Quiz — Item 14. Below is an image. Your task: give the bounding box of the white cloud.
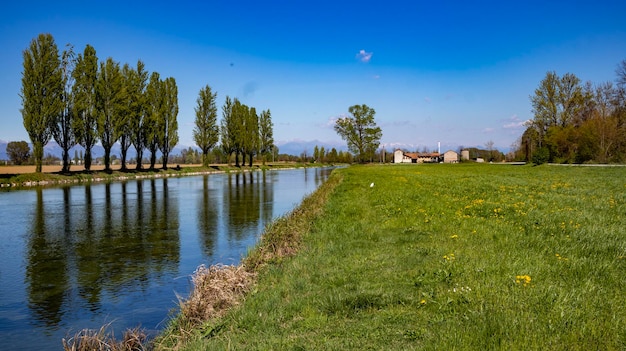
[356,49,373,63]
[502,114,529,129]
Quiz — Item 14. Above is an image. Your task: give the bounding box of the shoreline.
[0,163,324,189]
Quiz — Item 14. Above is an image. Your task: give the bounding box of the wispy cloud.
[356,49,373,63]
[502,114,529,129]
[319,115,341,129]
[424,97,431,104]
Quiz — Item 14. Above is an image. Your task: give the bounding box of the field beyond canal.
[168,163,626,350]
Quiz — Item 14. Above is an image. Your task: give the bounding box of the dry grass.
[62,324,148,351]
[178,264,255,325]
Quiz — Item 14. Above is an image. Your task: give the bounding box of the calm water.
[0,167,333,350]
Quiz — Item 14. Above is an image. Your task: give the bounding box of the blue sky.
[1,0,625,153]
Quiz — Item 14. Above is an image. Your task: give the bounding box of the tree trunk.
[34,141,43,173]
[84,148,92,171]
[104,146,111,172]
[162,152,169,169]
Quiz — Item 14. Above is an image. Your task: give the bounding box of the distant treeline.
[512,60,626,164]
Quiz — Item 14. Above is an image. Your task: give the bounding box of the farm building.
[443,150,459,163]
[393,149,441,163]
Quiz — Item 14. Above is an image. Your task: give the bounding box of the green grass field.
[175,163,626,350]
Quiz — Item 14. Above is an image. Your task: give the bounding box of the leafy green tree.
[193,85,220,167]
[243,106,259,166]
[258,109,274,164]
[159,77,178,169]
[145,71,163,170]
[6,141,31,165]
[52,44,76,173]
[230,99,247,166]
[117,63,133,170]
[220,96,235,165]
[72,44,99,171]
[96,57,124,171]
[20,33,63,173]
[530,71,559,140]
[128,60,149,170]
[334,104,382,163]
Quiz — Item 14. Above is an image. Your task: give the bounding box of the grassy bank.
[0,162,318,188]
[169,163,625,350]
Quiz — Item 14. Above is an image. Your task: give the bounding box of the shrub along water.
[166,163,625,350]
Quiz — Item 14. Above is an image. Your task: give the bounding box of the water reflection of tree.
[26,179,181,327]
[226,172,261,240]
[25,188,70,327]
[223,171,276,243]
[197,175,218,256]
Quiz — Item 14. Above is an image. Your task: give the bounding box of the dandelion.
[555,253,569,261]
[443,253,455,261]
[420,299,427,305]
[515,275,531,286]
[450,234,458,239]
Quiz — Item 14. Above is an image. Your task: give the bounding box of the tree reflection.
[197,175,218,256]
[26,188,69,326]
[25,179,180,327]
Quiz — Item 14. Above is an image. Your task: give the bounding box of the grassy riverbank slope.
[171,163,625,350]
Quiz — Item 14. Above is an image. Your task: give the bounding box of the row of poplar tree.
[193,86,273,168]
[515,60,626,164]
[21,33,179,173]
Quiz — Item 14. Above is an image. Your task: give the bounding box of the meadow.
[168,163,625,350]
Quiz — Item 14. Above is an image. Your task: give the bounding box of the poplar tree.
[118,63,134,170]
[193,85,220,167]
[20,33,63,173]
[159,77,178,169]
[258,109,274,165]
[243,106,259,166]
[72,44,99,171]
[220,96,237,165]
[129,60,149,169]
[145,72,163,169]
[96,57,123,171]
[52,44,76,173]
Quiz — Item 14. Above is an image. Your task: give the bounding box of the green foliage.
[258,109,273,164]
[72,44,99,170]
[160,77,179,169]
[334,104,382,163]
[128,60,149,170]
[6,141,31,165]
[524,69,626,164]
[96,57,124,171]
[193,85,220,167]
[532,147,550,165]
[21,33,63,172]
[175,164,626,350]
[52,44,76,173]
[145,71,164,169]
